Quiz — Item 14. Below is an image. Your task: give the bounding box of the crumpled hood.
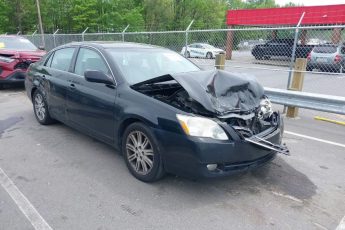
[134,70,264,115]
[0,49,45,61]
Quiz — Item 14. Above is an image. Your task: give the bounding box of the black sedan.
[25,42,288,182]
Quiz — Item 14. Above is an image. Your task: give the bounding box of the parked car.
[0,36,46,88]
[237,39,266,50]
[251,38,314,60]
[304,38,328,46]
[307,44,345,73]
[25,42,288,182]
[181,43,225,59]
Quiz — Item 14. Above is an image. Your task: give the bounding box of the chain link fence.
[22,23,345,97]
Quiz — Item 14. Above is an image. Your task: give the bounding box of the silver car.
[307,44,345,73]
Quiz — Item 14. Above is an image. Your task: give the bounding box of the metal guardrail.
[264,87,345,115]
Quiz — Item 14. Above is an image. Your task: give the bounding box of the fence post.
[53,29,59,48]
[184,20,194,57]
[286,58,307,118]
[215,54,226,70]
[82,27,89,41]
[122,25,130,42]
[287,12,305,90]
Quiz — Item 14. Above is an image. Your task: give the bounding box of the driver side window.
[74,48,110,76]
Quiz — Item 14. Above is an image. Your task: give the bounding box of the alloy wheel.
[34,93,46,121]
[126,131,154,175]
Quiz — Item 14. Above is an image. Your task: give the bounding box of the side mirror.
[38,46,45,51]
[84,70,114,85]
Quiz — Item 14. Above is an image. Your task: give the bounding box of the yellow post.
[286,58,307,118]
[215,54,225,70]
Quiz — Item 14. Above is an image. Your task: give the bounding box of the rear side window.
[74,48,110,76]
[313,46,337,54]
[50,48,75,71]
[45,53,54,67]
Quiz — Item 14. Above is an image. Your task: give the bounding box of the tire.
[186,51,190,58]
[206,52,213,59]
[122,122,165,182]
[32,90,55,125]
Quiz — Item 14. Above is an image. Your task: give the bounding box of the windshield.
[107,48,200,84]
[0,37,38,51]
[313,46,337,54]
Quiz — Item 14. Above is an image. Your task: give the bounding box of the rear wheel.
[122,122,165,182]
[33,90,55,125]
[186,51,190,58]
[206,52,213,59]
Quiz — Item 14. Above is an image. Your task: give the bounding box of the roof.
[227,4,345,26]
[69,41,160,49]
[0,35,26,39]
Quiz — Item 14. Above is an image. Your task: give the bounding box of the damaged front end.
[132,70,289,155]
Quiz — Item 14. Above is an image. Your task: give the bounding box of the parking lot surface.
[0,85,345,230]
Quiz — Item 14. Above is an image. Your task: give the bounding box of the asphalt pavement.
[0,80,345,229]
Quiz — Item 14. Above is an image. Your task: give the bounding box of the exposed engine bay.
[132,70,289,154]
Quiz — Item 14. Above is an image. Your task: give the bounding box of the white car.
[181,43,225,59]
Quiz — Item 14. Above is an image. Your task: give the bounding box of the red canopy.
[226,4,345,26]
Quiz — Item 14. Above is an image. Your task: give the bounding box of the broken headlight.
[258,97,273,119]
[0,56,15,63]
[176,114,228,140]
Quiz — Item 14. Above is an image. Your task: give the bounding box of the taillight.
[307,52,311,61]
[334,54,342,63]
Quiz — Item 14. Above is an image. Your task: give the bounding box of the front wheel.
[122,122,165,182]
[206,52,213,59]
[33,90,55,125]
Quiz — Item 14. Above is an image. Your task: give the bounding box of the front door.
[66,47,116,143]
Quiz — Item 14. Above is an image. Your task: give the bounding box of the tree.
[0,0,10,33]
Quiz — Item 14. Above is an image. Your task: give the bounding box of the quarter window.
[50,48,75,71]
[74,48,109,76]
[341,47,345,54]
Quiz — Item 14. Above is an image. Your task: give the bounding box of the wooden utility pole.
[286,58,307,118]
[35,0,45,48]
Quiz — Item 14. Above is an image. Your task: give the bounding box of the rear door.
[66,47,116,143]
[41,47,76,122]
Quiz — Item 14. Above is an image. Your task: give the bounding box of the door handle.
[69,83,76,90]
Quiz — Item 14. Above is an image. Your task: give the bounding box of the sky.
[275,0,345,6]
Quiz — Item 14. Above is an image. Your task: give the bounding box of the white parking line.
[285,131,345,149]
[0,167,53,230]
[336,216,345,230]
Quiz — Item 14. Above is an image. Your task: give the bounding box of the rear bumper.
[307,62,343,71]
[154,114,284,179]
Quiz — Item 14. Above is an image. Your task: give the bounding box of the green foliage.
[0,0,10,33]
[0,0,289,34]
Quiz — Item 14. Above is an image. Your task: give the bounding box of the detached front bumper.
[0,69,26,84]
[154,113,284,179]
